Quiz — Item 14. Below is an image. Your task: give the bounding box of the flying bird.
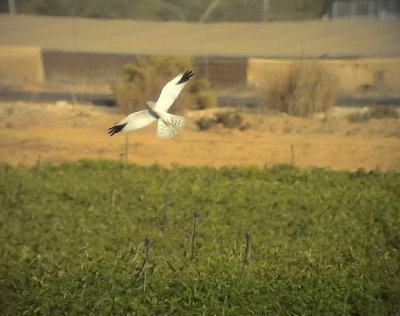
[108,70,194,139]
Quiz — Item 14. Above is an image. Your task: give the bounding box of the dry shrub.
[266,62,338,117]
[195,110,245,131]
[187,78,218,110]
[196,117,216,131]
[216,111,243,128]
[112,56,217,114]
[347,106,399,123]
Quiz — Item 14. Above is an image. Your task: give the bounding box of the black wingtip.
[177,70,194,85]
[107,123,127,136]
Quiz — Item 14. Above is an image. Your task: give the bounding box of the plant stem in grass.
[35,155,41,170]
[132,237,152,288]
[143,237,152,292]
[290,144,295,166]
[191,212,200,258]
[244,232,252,266]
[124,134,129,163]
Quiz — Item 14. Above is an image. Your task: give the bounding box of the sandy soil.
[0,101,399,171]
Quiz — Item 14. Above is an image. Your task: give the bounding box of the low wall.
[1,46,399,100]
[41,51,247,88]
[248,58,400,95]
[194,57,248,88]
[42,50,247,88]
[0,46,45,85]
[41,50,139,85]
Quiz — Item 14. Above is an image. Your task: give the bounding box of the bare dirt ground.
[0,101,399,171]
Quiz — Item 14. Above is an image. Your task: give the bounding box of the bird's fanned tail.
[107,70,193,138]
[157,114,185,139]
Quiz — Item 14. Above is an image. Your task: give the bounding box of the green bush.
[112,56,217,114]
[265,62,339,117]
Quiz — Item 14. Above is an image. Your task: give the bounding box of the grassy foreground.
[0,161,399,315]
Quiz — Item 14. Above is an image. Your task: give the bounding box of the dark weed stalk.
[240,232,252,275]
[191,212,200,258]
[296,182,301,212]
[119,152,125,163]
[244,232,252,266]
[109,187,117,212]
[143,237,152,292]
[132,237,152,291]
[160,192,170,232]
[35,155,41,170]
[290,144,295,166]
[124,134,129,163]
[342,288,350,315]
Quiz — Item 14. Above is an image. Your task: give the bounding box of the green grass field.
[0,161,399,315]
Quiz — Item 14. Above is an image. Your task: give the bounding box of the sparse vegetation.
[196,116,216,131]
[265,62,339,117]
[3,0,336,22]
[347,106,399,123]
[215,111,243,128]
[195,110,246,130]
[111,56,217,114]
[1,161,399,314]
[187,78,218,110]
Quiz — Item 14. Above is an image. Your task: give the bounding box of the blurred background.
[1,0,400,106]
[1,0,400,21]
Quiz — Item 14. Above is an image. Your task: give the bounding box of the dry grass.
[264,62,339,117]
[194,109,247,131]
[187,78,218,110]
[347,106,399,123]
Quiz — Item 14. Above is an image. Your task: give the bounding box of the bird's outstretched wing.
[153,70,194,112]
[108,110,156,136]
[156,114,185,139]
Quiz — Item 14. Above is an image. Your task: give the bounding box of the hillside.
[1,14,400,58]
[0,0,334,22]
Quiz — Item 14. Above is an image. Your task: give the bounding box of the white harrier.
[108,70,194,139]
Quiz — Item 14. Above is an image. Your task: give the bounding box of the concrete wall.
[248,58,400,95]
[194,57,248,88]
[41,50,139,85]
[0,46,45,85]
[41,50,247,88]
[41,51,247,88]
[1,46,399,99]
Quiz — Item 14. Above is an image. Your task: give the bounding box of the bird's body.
[108,70,194,139]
